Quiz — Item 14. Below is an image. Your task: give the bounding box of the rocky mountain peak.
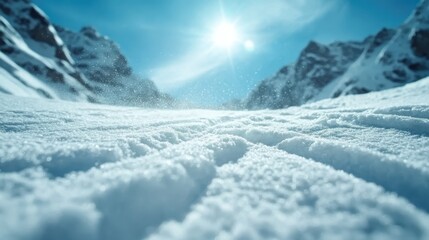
[412,0,429,23]
[56,25,132,85]
[301,41,329,57]
[0,0,75,65]
[0,0,171,107]
[366,28,396,55]
[408,0,429,60]
[80,26,102,40]
[244,0,429,110]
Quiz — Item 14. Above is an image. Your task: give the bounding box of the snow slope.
[1,77,429,239]
[0,51,58,98]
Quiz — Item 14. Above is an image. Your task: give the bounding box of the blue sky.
[33,0,419,106]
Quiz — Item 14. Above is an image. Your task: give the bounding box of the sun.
[211,22,239,48]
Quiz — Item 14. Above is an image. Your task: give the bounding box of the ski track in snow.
[1,79,429,240]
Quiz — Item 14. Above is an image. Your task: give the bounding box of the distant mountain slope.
[55,25,173,107]
[0,0,172,107]
[55,26,132,86]
[245,0,429,109]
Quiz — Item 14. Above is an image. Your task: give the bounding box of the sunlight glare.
[244,40,255,51]
[212,22,239,48]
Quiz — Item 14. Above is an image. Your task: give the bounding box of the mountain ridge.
[245,0,429,109]
[0,0,172,107]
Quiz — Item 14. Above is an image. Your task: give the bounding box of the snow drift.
[0,77,429,240]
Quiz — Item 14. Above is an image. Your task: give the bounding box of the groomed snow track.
[1,78,429,240]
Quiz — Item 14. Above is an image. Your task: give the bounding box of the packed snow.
[1,78,429,240]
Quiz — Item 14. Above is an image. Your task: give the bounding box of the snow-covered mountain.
[0,0,171,107]
[1,76,429,240]
[0,0,95,101]
[55,25,173,107]
[55,26,132,86]
[245,0,429,109]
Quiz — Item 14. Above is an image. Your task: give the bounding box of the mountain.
[0,0,171,107]
[55,25,173,107]
[245,0,429,109]
[55,26,132,86]
[0,0,95,101]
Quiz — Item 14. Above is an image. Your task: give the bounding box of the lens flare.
[244,40,255,51]
[212,22,239,48]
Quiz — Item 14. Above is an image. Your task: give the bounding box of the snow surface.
[1,78,429,240]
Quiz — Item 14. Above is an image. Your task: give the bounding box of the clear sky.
[33,0,419,106]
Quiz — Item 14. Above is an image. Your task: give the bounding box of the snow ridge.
[1,78,429,239]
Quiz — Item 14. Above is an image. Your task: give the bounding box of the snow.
[314,0,429,101]
[0,1,96,102]
[1,78,429,240]
[0,52,58,98]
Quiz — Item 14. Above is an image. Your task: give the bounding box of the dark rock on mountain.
[411,29,429,58]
